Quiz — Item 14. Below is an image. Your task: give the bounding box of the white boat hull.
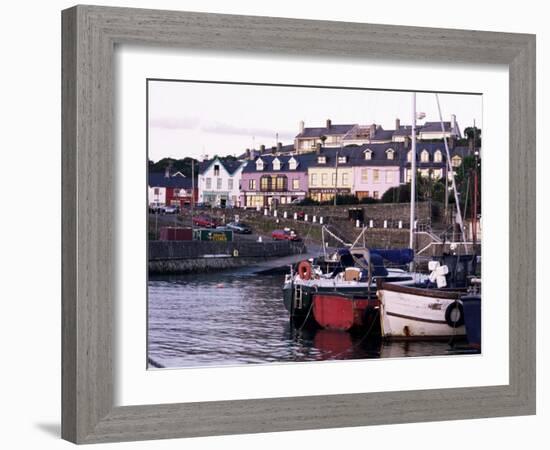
[379,287,465,338]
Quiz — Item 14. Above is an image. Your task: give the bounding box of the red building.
[148,169,198,208]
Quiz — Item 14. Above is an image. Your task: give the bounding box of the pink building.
[352,165,401,200]
[240,153,317,208]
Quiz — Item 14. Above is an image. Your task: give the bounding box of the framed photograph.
[62,5,536,444]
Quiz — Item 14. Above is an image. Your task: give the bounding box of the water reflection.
[148,271,470,369]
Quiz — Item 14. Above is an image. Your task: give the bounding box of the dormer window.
[255,158,264,171]
[338,156,347,164]
[386,148,395,160]
[288,157,298,170]
[317,156,326,164]
[451,155,462,167]
[364,149,373,160]
[434,150,443,163]
[272,158,281,171]
[420,150,430,162]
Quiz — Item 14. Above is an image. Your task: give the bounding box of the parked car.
[192,215,217,228]
[163,204,180,214]
[226,222,252,234]
[272,228,301,241]
[149,202,164,213]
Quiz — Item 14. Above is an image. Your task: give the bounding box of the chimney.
[277,142,282,152]
[369,123,376,137]
[451,114,456,132]
[316,142,322,154]
[299,120,305,134]
[326,119,332,129]
[271,146,277,155]
[395,118,400,130]
[245,148,251,160]
[404,135,411,149]
[260,144,265,153]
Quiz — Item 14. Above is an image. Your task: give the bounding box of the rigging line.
[435,93,467,243]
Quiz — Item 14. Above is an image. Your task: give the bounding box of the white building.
[198,157,246,207]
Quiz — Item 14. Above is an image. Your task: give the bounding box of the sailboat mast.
[435,94,466,243]
[409,92,417,250]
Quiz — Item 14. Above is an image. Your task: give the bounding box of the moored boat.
[377,281,467,339]
[283,246,423,322]
[461,291,481,349]
[312,292,380,331]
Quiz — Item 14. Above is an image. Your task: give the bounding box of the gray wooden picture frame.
[61,5,536,444]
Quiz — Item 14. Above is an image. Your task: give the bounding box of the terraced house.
[198,157,246,208]
[307,146,355,202]
[240,152,317,208]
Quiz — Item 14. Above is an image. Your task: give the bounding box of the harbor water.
[148,269,470,369]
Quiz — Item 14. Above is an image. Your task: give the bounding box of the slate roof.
[148,172,195,189]
[296,124,356,138]
[420,121,453,132]
[237,144,295,160]
[242,152,318,173]
[198,157,244,175]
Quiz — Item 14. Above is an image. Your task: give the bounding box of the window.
[292,178,300,190]
[206,178,212,189]
[310,173,318,186]
[322,173,328,186]
[420,150,430,162]
[248,179,256,190]
[214,164,220,176]
[338,156,347,164]
[342,173,349,185]
[228,179,233,190]
[153,188,159,195]
[361,169,368,183]
[216,178,222,189]
[386,149,395,160]
[364,150,372,160]
[273,158,281,171]
[386,171,393,183]
[373,169,380,183]
[256,159,264,171]
[373,191,379,199]
[434,150,443,162]
[275,176,287,191]
[433,169,443,179]
[288,158,297,170]
[407,150,412,162]
[260,176,270,191]
[317,156,326,164]
[451,155,462,167]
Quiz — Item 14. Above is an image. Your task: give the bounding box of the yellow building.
[307,151,353,202]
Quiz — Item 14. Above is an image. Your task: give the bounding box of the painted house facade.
[148,169,197,207]
[350,144,402,200]
[294,119,356,153]
[198,157,245,207]
[240,153,316,208]
[307,148,355,202]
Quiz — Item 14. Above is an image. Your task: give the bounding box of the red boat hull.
[312,293,380,331]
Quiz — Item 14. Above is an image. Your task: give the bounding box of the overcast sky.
[148,80,482,162]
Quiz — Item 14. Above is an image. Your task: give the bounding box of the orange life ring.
[297,261,312,280]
